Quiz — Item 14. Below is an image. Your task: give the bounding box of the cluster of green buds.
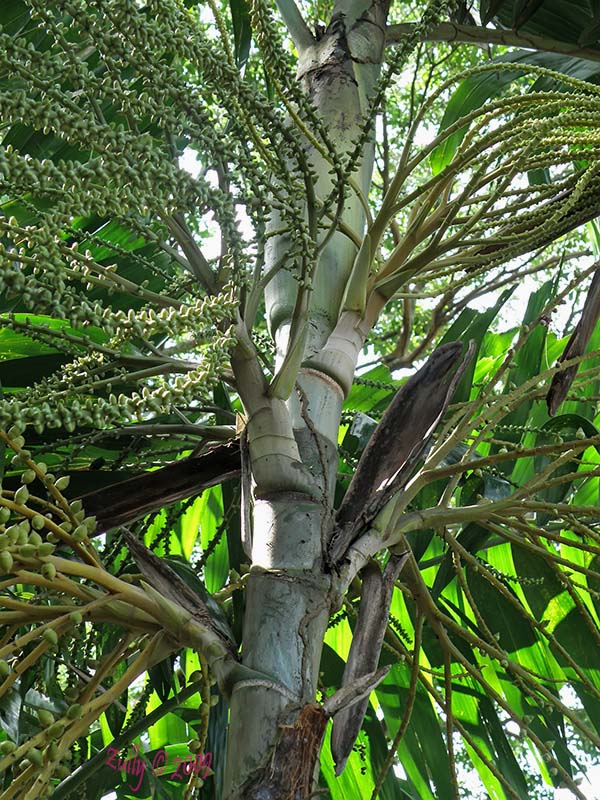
[0,425,98,564]
[0,317,235,434]
[0,427,101,797]
[107,288,238,340]
[0,708,78,799]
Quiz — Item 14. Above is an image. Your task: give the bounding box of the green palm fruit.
[66,704,82,720]
[44,742,59,762]
[41,563,57,580]
[47,721,65,739]
[27,748,43,767]
[37,709,55,727]
[0,551,14,573]
[42,629,58,646]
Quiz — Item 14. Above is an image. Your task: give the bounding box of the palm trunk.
[224,3,390,796]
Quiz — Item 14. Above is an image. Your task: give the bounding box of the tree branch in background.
[274,0,315,52]
[385,21,600,62]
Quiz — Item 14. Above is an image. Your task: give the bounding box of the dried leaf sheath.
[547,265,600,416]
[330,554,407,775]
[329,340,474,566]
[78,440,240,532]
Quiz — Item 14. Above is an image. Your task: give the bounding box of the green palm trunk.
[224,2,389,794]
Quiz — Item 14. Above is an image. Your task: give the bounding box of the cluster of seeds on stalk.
[0,426,98,796]
[0,0,330,442]
[0,425,98,559]
[0,334,234,433]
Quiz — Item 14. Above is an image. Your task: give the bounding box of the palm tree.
[1,1,600,798]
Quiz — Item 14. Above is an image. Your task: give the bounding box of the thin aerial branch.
[274,0,315,52]
[322,665,391,717]
[163,213,218,294]
[385,21,600,63]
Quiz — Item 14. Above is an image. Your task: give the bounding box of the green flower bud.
[21,469,36,484]
[72,525,87,543]
[37,708,55,727]
[14,485,30,505]
[42,629,58,646]
[41,563,56,580]
[0,551,13,573]
[84,516,97,533]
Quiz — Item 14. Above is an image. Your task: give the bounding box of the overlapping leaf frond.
[333,274,600,798]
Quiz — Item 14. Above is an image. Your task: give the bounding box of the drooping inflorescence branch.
[0,424,242,799]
